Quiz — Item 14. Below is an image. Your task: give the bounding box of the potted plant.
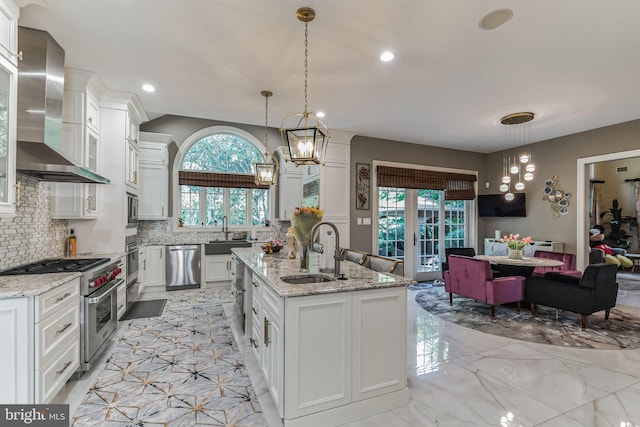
[599,199,638,249]
[178,217,184,228]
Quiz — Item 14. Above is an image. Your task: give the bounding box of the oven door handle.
[87,279,121,305]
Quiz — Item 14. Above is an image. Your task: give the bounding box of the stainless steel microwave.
[126,193,138,228]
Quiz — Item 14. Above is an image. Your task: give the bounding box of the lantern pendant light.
[280,7,329,166]
[254,90,279,186]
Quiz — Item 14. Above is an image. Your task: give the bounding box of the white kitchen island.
[232,247,412,427]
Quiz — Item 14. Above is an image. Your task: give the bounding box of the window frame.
[172,125,273,231]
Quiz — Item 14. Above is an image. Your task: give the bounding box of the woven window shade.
[179,170,269,189]
[376,166,476,200]
[444,173,477,200]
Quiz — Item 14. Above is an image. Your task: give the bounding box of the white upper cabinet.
[50,69,106,219]
[275,146,302,220]
[0,0,17,216]
[0,0,18,65]
[138,132,171,220]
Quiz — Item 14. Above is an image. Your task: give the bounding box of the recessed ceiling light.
[380,51,394,62]
[142,83,155,93]
[479,9,513,30]
[316,111,325,118]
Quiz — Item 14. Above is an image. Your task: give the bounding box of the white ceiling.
[17,0,640,153]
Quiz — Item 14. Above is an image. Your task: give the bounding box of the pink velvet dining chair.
[531,251,582,278]
[444,255,525,319]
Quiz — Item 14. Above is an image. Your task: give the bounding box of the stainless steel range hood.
[16,27,110,184]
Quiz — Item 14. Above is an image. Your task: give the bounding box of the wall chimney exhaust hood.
[16,27,110,184]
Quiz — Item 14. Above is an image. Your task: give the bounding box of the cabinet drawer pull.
[252,307,258,315]
[55,322,73,335]
[264,317,271,347]
[56,361,72,376]
[252,281,259,288]
[55,292,72,303]
[249,338,258,349]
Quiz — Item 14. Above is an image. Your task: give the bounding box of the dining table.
[473,254,564,277]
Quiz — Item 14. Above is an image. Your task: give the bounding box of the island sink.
[280,274,336,284]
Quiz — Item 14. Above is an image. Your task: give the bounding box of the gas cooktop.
[0,258,111,275]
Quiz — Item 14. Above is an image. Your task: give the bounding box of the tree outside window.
[179,130,270,227]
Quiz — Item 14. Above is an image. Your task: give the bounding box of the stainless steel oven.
[79,258,124,372]
[125,235,139,309]
[126,192,138,229]
[0,257,121,374]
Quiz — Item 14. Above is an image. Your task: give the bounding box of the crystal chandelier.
[280,7,329,166]
[254,90,279,186]
[498,112,535,200]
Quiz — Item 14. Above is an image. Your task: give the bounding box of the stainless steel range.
[0,257,125,373]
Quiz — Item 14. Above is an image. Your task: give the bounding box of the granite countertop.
[232,247,414,297]
[0,272,82,299]
[68,252,126,261]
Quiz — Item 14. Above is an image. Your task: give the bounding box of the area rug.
[415,284,640,349]
[72,304,266,426]
[617,272,640,290]
[119,299,166,321]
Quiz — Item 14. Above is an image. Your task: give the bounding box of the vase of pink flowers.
[500,234,533,260]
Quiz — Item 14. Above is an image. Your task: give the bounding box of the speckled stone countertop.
[232,247,414,297]
[0,272,82,299]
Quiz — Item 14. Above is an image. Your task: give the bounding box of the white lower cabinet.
[144,245,165,287]
[250,275,407,426]
[483,238,564,256]
[205,254,231,283]
[0,297,31,403]
[116,280,127,319]
[0,277,81,403]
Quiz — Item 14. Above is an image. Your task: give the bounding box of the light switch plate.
[363,217,371,225]
[357,217,362,225]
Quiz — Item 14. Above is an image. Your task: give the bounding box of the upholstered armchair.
[363,254,404,276]
[444,255,525,319]
[441,247,476,273]
[524,263,618,330]
[339,248,367,265]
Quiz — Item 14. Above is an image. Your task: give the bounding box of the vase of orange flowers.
[290,206,324,272]
[500,234,533,260]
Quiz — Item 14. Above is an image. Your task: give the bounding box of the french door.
[377,187,469,281]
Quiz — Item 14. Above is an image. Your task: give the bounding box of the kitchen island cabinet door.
[351,287,407,402]
[0,297,32,403]
[284,292,352,420]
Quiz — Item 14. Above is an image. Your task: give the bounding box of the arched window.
[176,127,270,228]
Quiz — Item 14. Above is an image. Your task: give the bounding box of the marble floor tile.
[52,285,640,427]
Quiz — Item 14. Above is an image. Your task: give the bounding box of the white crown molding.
[16,0,47,8]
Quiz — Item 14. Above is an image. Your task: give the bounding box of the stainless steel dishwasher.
[165,245,202,290]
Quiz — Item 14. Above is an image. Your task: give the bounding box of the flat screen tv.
[478,193,526,217]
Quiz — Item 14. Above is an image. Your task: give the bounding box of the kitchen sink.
[280,274,336,285]
[205,240,252,255]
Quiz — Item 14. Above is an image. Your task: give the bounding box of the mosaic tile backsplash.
[137,219,287,246]
[0,174,67,270]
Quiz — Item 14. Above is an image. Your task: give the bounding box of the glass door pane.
[377,187,405,260]
[416,189,441,280]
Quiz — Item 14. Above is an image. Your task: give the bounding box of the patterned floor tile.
[72,303,266,427]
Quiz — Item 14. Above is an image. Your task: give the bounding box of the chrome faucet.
[309,221,344,279]
[221,215,230,240]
